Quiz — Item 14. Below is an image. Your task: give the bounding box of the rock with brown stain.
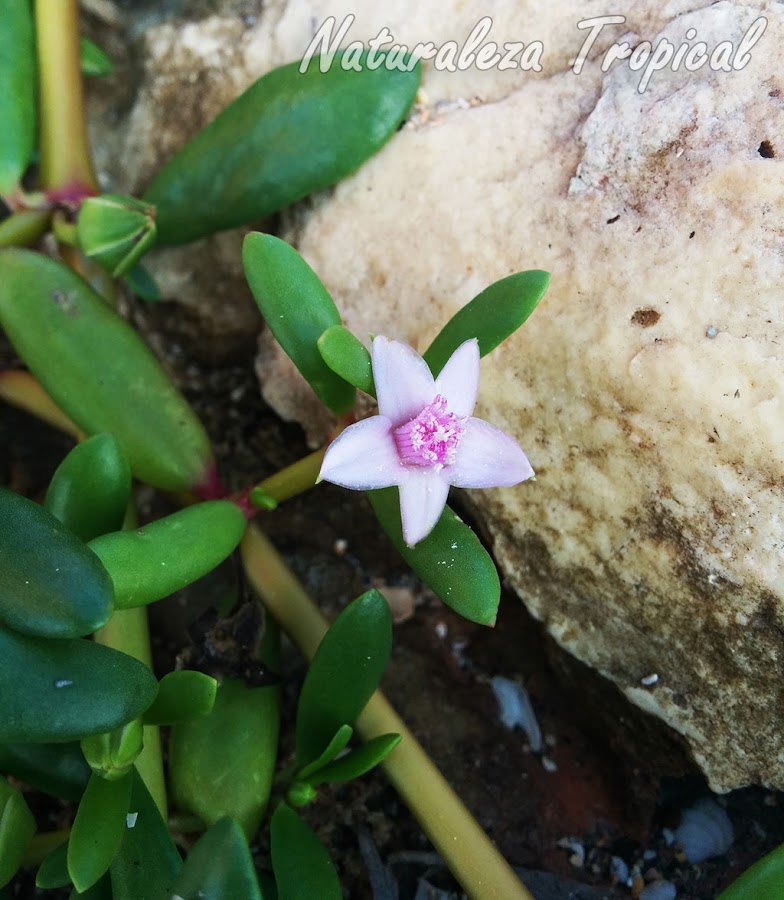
[284,2,784,791]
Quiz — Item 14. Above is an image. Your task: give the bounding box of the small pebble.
[674,796,733,863]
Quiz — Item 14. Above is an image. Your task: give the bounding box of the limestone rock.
[285,2,784,791]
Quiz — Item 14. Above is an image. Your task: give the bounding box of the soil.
[2,296,783,900]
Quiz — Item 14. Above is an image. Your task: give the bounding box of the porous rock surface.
[86,0,784,790]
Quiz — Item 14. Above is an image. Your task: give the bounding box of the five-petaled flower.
[318,336,534,547]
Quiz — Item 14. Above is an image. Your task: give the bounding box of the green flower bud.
[76,193,156,277]
[81,718,144,780]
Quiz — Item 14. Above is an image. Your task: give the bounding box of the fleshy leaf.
[317,325,375,396]
[88,501,247,609]
[295,724,353,782]
[123,262,160,302]
[36,838,70,889]
[169,677,279,840]
[718,842,784,899]
[0,486,114,638]
[0,0,35,193]
[68,771,133,892]
[295,590,391,769]
[271,803,341,900]
[423,271,551,376]
[0,741,90,801]
[171,818,263,900]
[45,434,131,542]
[109,768,182,900]
[243,233,355,414]
[145,53,420,245]
[0,249,214,492]
[143,671,217,725]
[0,631,158,743]
[0,777,36,888]
[80,36,113,77]
[305,733,401,786]
[368,487,501,626]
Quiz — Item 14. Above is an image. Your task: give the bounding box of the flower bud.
[76,193,156,277]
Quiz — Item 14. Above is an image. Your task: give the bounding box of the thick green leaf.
[423,270,551,376]
[109,768,182,900]
[0,486,114,638]
[718,842,784,899]
[170,678,279,840]
[368,487,500,626]
[123,263,160,302]
[143,670,217,725]
[295,589,391,769]
[80,36,113,77]
[0,249,214,492]
[271,803,340,900]
[171,818,263,900]
[305,733,401,786]
[295,724,352,781]
[145,53,420,245]
[0,631,158,743]
[0,741,90,801]
[89,501,247,609]
[0,0,36,192]
[45,433,131,542]
[68,771,132,892]
[0,777,36,888]
[317,325,375,396]
[37,838,70,889]
[243,233,355,414]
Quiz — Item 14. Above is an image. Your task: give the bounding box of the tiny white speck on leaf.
[126,812,138,828]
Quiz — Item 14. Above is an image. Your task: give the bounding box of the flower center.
[393,395,466,468]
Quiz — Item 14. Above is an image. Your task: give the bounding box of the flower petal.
[398,469,450,547]
[446,418,534,488]
[434,338,479,417]
[372,336,435,427]
[319,416,404,489]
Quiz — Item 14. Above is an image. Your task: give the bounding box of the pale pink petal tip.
[318,417,403,490]
[398,471,450,547]
[446,418,534,489]
[434,338,480,417]
[372,335,435,427]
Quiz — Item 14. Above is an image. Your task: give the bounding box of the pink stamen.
[393,395,466,469]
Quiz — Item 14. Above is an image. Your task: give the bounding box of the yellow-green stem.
[252,447,327,506]
[35,0,97,191]
[0,210,51,247]
[240,525,533,900]
[94,608,167,819]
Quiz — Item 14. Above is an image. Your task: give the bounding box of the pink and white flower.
[319,336,534,547]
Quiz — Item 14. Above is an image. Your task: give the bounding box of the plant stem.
[94,608,168,820]
[35,0,97,193]
[240,525,533,900]
[0,210,51,248]
[250,447,327,507]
